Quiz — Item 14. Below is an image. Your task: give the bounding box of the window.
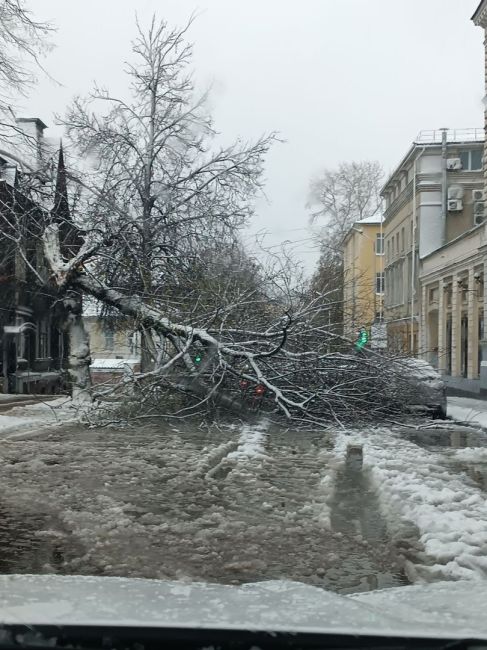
[103,323,115,351]
[396,233,400,255]
[392,237,395,256]
[376,272,385,294]
[459,149,482,171]
[387,240,390,261]
[376,233,384,255]
[128,332,139,355]
[401,227,405,252]
[37,320,49,358]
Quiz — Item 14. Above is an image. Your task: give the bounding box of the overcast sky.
[21,0,485,272]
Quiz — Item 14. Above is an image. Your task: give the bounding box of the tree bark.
[63,290,92,404]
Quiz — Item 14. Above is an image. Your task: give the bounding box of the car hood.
[0,576,486,640]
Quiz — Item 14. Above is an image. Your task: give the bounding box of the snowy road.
[0,419,406,594]
[1,410,487,593]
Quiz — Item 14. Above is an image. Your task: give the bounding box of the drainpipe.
[379,211,384,322]
[410,145,427,354]
[351,231,356,333]
[441,127,448,246]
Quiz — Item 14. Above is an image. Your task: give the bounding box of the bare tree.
[0,1,53,134]
[41,218,427,426]
[0,14,426,426]
[59,16,274,372]
[308,160,383,258]
[307,161,384,335]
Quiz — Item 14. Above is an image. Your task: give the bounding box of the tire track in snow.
[340,428,487,583]
[203,420,270,481]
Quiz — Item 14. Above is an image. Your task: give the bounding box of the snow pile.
[340,428,487,582]
[450,447,487,463]
[227,419,269,460]
[0,397,74,440]
[448,396,487,429]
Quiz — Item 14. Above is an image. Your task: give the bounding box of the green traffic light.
[355,328,369,350]
[194,353,203,364]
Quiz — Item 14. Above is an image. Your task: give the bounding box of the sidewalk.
[0,397,73,439]
[448,396,487,429]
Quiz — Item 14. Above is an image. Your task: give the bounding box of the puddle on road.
[398,427,487,493]
[399,428,487,449]
[328,445,408,594]
[0,503,82,575]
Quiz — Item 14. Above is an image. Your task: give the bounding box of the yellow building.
[83,301,141,383]
[342,214,384,341]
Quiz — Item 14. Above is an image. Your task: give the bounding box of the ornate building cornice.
[472,0,487,27]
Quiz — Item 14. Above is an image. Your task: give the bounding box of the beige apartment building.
[83,303,141,383]
[382,131,484,359]
[342,214,384,341]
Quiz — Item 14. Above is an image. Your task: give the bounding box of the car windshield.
[1,0,487,641]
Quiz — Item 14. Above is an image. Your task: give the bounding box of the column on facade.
[437,278,446,373]
[419,284,427,357]
[481,262,487,368]
[468,268,479,379]
[451,275,462,377]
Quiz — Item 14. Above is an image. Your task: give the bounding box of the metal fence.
[415,128,484,144]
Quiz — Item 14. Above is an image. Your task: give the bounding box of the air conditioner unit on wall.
[474,201,486,227]
[473,189,486,202]
[474,200,485,215]
[448,185,464,200]
[446,158,462,171]
[448,199,463,212]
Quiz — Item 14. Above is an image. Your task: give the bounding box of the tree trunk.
[63,291,92,403]
[140,328,156,372]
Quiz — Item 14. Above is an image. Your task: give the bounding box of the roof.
[381,130,484,195]
[15,117,48,130]
[90,358,140,370]
[472,0,487,23]
[355,213,383,225]
[342,213,383,245]
[82,297,102,317]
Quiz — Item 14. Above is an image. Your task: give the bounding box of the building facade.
[0,119,71,394]
[381,132,484,355]
[342,214,384,340]
[473,1,487,394]
[419,227,486,390]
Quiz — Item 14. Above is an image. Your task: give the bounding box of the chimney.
[15,117,48,169]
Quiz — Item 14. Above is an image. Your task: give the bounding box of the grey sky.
[22,0,485,271]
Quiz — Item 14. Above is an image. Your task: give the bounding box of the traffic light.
[194,352,203,364]
[254,384,266,397]
[355,328,369,350]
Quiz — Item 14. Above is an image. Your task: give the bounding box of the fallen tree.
[1,13,429,427]
[41,221,427,426]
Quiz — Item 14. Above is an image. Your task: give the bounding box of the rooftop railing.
[415,128,484,144]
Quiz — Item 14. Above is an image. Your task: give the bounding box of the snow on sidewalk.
[336,429,487,583]
[448,396,487,429]
[0,397,74,439]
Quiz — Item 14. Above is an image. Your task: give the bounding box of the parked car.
[395,357,447,419]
